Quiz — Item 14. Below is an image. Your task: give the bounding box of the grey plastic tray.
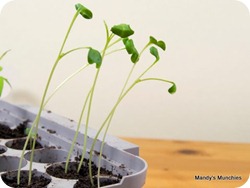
[0,100,147,188]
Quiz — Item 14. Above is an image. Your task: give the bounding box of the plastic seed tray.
[0,100,147,188]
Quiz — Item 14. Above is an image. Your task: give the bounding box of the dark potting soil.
[8,138,43,150]
[46,162,88,179]
[46,161,121,188]
[46,161,94,179]
[0,148,6,154]
[0,121,28,139]
[1,170,51,188]
[74,176,120,188]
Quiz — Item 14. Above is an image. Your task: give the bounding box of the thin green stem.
[65,88,92,173]
[88,80,138,163]
[44,64,89,107]
[96,78,174,188]
[138,77,175,85]
[137,60,158,79]
[96,62,136,187]
[90,43,154,148]
[93,43,155,187]
[139,42,151,57]
[80,89,93,170]
[61,46,91,58]
[107,38,123,48]
[76,73,100,174]
[78,68,100,172]
[105,47,125,56]
[96,113,112,188]
[77,27,114,174]
[0,49,11,61]
[88,80,138,166]
[17,10,80,186]
[85,34,114,187]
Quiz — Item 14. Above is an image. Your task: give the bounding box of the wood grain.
[123,138,250,188]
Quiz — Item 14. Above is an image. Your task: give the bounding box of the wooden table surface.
[124,138,250,188]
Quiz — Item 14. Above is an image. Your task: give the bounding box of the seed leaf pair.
[123,38,139,63]
[87,48,102,68]
[75,3,93,19]
[149,36,166,51]
[148,36,167,61]
[111,24,134,38]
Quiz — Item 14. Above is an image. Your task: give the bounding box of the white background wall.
[0,0,249,143]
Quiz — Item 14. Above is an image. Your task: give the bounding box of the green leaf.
[168,83,176,94]
[3,77,11,88]
[103,21,109,39]
[149,36,166,51]
[75,3,93,19]
[150,46,159,61]
[0,76,11,97]
[157,41,166,50]
[131,52,139,63]
[0,66,3,72]
[0,76,4,97]
[0,50,11,61]
[123,38,136,54]
[122,38,139,63]
[149,36,157,44]
[111,24,134,38]
[87,48,102,68]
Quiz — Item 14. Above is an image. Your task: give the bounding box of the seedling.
[62,7,176,187]
[17,3,93,185]
[17,3,176,188]
[86,27,176,187]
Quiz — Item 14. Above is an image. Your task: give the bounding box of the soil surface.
[0,121,28,139]
[74,176,120,188]
[8,138,43,150]
[0,148,6,154]
[1,170,51,188]
[0,149,6,154]
[46,161,90,179]
[46,160,121,188]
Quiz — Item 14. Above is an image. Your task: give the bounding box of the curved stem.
[65,88,92,173]
[139,42,151,57]
[77,68,100,173]
[105,47,125,56]
[61,46,91,58]
[44,64,89,107]
[137,60,158,78]
[96,77,175,187]
[77,29,114,171]
[17,10,80,186]
[0,49,11,61]
[94,43,156,187]
[91,44,154,150]
[138,77,175,85]
[86,34,114,187]
[107,38,123,48]
[96,63,136,187]
[88,80,138,164]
